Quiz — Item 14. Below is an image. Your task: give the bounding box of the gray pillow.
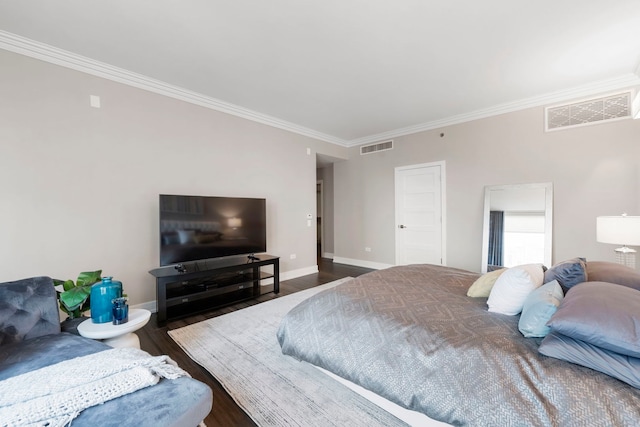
[539,331,640,389]
[518,280,563,338]
[543,257,586,292]
[546,281,640,358]
[586,261,640,291]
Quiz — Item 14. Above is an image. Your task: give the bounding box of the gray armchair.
[0,276,60,346]
[0,276,212,427]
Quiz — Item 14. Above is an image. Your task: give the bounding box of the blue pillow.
[544,258,587,292]
[546,281,640,358]
[518,280,564,338]
[539,331,640,389]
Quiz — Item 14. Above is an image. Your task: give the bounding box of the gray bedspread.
[277,264,640,426]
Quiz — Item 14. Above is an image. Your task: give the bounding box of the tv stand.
[149,254,279,325]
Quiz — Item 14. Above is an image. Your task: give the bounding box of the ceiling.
[1,1,639,147]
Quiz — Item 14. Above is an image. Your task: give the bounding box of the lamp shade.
[596,216,640,246]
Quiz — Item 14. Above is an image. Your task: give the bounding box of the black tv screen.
[159,194,266,266]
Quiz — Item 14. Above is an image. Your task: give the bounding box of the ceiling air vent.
[545,92,631,131]
[360,140,393,155]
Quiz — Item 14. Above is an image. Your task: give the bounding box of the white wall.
[335,104,640,273]
[0,50,346,307]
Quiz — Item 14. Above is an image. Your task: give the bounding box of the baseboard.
[135,264,320,313]
[322,252,334,259]
[279,264,319,281]
[332,257,394,270]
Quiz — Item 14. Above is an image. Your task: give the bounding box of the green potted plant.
[54,270,102,320]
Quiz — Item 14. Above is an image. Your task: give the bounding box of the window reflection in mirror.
[503,212,545,266]
[481,183,553,273]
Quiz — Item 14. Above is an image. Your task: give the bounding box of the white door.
[395,162,445,266]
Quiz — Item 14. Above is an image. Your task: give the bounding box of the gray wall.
[0,50,347,307]
[335,105,640,273]
[2,46,639,310]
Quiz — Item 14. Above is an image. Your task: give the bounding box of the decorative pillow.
[539,331,640,389]
[543,257,587,292]
[487,264,544,315]
[518,280,564,338]
[467,268,507,297]
[586,261,640,291]
[546,281,640,358]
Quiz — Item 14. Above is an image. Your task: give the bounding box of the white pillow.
[487,264,544,315]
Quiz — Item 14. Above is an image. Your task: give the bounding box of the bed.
[277,262,640,426]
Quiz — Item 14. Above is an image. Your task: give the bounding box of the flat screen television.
[159,194,266,266]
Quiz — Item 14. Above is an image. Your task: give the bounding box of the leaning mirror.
[481,183,553,273]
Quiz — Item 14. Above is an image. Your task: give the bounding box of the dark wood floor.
[137,258,373,427]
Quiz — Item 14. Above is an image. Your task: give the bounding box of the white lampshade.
[596,216,640,245]
[597,215,640,268]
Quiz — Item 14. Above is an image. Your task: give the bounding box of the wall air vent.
[545,92,631,131]
[360,140,393,155]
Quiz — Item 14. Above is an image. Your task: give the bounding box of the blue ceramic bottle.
[112,297,129,325]
[90,277,123,323]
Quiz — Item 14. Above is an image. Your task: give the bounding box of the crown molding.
[346,73,640,147]
[2,30,638,149]
[0,30,348,147]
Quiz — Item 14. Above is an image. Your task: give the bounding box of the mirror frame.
[481,182,553,273]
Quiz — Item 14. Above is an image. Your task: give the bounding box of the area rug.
[168,278,407,427]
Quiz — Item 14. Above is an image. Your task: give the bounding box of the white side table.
[77,308,151,349]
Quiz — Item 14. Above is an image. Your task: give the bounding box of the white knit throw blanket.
[0,347,188,427]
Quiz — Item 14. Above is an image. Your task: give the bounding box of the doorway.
[317,180,323,258]
[395,161,446,266]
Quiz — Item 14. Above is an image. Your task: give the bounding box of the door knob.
[398,224,406,229]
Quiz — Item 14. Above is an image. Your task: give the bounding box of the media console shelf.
[149,254,279,325]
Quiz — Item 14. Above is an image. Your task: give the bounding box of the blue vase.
[112,297,129,325]
[90,277,123,323]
